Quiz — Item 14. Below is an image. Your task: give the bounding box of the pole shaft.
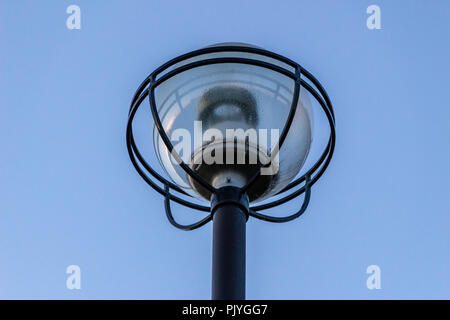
[212,202,246,300]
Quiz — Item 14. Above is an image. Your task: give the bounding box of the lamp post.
[126,43,335,300]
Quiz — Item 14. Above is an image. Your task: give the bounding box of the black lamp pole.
[211,187,249,300]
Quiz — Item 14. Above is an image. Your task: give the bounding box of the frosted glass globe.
[153,43,312,203]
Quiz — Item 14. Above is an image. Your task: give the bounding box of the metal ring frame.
[126,45,336,230]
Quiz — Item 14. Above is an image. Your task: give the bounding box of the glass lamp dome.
[152,43,313,203]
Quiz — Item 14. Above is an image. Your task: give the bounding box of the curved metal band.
[126,87,210,212]
[239,67,301,193]
[151,45,299,79]
[251,79,335,211]
[128,88,187,195]
[164,185,212,231]
[249,175,311,223]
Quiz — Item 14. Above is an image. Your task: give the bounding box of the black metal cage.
[126,45,335,230]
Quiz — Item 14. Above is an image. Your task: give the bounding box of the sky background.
[0,0,449,299]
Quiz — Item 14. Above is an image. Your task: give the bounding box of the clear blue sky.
[0,0,449,299]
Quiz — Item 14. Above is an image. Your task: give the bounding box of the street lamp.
[126,43,335,300]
